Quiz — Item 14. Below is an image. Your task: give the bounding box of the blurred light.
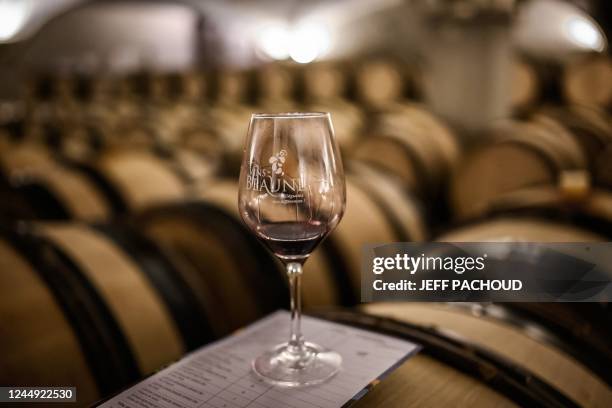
[289,25,320,64]
[566,17,605,51]
[289,23,330,64]
[0,0,32,42]
[515,0,608,58]
[257,23,290,60]
[256,21,331,64]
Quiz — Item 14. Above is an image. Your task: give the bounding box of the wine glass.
[238,112,346,387]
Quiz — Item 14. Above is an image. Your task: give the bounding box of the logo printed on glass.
[246,150,306,204]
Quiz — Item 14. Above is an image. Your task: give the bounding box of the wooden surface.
[0,239,100,407]
[353,353,517,408]
[142,215,264,336]
[362,303,612,408]
[40,224,184,374]
[26,166,110,220]
[96,150,186,211]
[438,217,604,242]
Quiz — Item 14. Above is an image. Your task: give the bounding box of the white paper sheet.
[100,311,420,408]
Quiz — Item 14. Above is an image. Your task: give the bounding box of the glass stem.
[286,262,304,353]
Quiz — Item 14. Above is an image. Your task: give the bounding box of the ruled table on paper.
[100,311,420,408]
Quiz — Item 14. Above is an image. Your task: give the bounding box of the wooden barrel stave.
[349,162,427,242]
[563,56,612,110]
[439,216,605,242]
[451,119,588,220]
[352,108,458,198]
[35,224,185,375]
[319,309,579,408]
[460,186,612,239]
[537,107,612,174]
[13,165,111,221]
[510,59,539,112]
[2,220,240,406]
[361,303,611,408]
[138,202,288,337]
[437,193,612,386]
[93,223,215,351]
[92,150,187,212]
[328,178,397,297]
[356,353,518,408]
[352,133,424,191]
[1,228,142,403]
[0,143,113,221]
[0,238,100,405]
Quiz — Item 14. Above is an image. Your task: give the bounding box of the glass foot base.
[252,342,342,387]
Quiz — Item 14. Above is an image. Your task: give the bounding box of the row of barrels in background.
[13,54,612,115]
[1,57,610,228]
[1,103,611,231]
[3,55,611,165]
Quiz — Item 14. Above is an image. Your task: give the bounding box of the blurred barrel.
[79,149,189,213]
[441,186,612,241]
[0,222,214,407]
[0,237,99,406]
[355,59,409,109]
[596,143,612,190]
[451,118,587,220]
[333,168,427,298]
[438,186,612,372]
[7,164,111,221]
[303,62,347,102]
[256,63,298,112]
[343,303,611,407]
[50,120,217,186]
[563,55,612,111]
[162,147,217,185]
[303,62,365,151]
[208,70,253,174]
[178,71,207,104]
[538,106,612,174]
[447,185,612,239]
[0,143,112,221]
[442,216,605,242]
[510,59,539,112]
[0,142,55,172]
[352,105,459,198]
[137,201,287,336]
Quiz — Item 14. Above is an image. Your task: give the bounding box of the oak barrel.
[82,149,188,212]
[137,201,288,336]
[451,119,587,220]
[563,55,612,110]
[0,222,215,407]
[303,62,365,151]
[343,303,612,407]
[352,105,459,198]
[438,188,612,380]
[0,143,112,221]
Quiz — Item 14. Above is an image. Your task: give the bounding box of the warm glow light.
[289,23,330,64]
[0,0,31,42]
[565,16,605,51]
[257,23,290,60]
[289,26,318,63]
[257,21,331,63]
